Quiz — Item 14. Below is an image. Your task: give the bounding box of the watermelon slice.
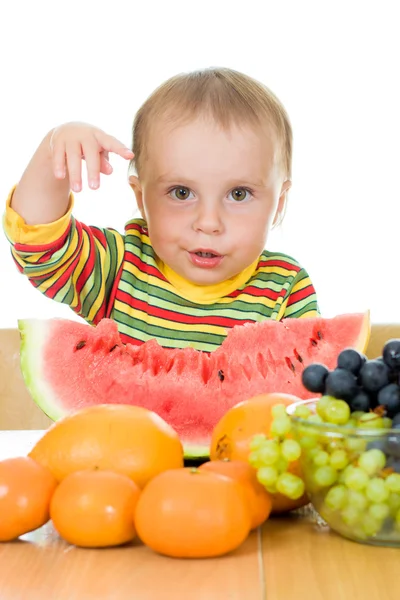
[18,312,370,458]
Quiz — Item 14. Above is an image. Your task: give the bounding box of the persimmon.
[134,468,251,558]
[199,459,272,529]
[209,393,309,513]
[0,456,58,542]
[50,469,140,548]
[29,404,184,487]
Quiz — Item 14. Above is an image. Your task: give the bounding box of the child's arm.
[11,122,133,224]
[4,123,134,324]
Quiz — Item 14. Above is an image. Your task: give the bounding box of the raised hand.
[49,122,134,192]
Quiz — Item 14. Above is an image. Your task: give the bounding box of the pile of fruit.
[0,404,275,558]
[2,337,400,552]
[250,340,400,543]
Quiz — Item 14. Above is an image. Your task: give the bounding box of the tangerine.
[50,469,140,548]
[199,459,272,529]
[29,404,184,487]
[134,468,251,558]
[0,456,58,542]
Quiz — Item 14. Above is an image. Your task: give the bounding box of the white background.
[1,0,399,328]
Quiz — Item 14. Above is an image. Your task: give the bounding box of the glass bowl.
[287,399,400,547]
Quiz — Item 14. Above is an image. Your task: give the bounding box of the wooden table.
[0,431,398,600]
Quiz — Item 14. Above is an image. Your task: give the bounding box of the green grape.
[272,403,288,419]
[325,440,345,453]
[341,505,361,526]
[351,411,365,421]
[365,478,390,503]
[257,466,279,488]
[308,414,324,425]
[347,489,368,511]
[382,417,393,429]
[270,416,292,438]
[368,502,390,521]
[249,451,265,469]
[396,508,400,531]
[358,413,384,430]
[299,436,319,450]
[362,514,382,537]
[316,395,332,419]
[345,437,366,454]
[281,439,301,462]
[324,400,350,425]
[385,473,400,494]
[344,467,369,491]
[324,484,347,510]
[329,449,349,471]
[294,405,312,419]
[358,449,386,476]
[258,440,281,465]
[338,464,354,484]
[306,446,322,459]
[249,434,267,452]
[276,473,305,500]
[344,419,357,429]
[275,456,289,474]
[312,450,329,467]
[265,484,277,494]
[314,466,338,487]
[388,493,400,517]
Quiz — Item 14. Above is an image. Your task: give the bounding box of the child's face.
[131,116,290,286]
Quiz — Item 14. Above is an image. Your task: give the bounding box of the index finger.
[95,133,134,160]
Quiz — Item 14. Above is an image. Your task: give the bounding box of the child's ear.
[273,180,292,227]
[128,175,146,220]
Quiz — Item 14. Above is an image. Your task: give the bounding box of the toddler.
[3,67,319,351]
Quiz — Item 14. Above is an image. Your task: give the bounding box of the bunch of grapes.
[249,404,305,501]
[302,340,400,419]
[249,339,400,541]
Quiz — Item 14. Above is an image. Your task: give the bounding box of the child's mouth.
[188,249,224,269]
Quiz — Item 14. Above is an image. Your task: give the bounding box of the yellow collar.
[157,258,259,304]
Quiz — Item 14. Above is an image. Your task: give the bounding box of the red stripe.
[91,227,107,250]
[74,224,96,297]
[116,290,254,328]
[287,284,316,306]
[258,258,300,271]
[41,223,85,299]
[227,285,280,300]
[14,221,72,254]
[125,251,167,282]
[125,221,148,234]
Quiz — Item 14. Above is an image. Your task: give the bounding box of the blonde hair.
[130,67,292,181]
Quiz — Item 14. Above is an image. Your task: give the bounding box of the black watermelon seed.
[285,357,296,373]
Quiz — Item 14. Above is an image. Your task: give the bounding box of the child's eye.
[228,188,252,202]
[169,187,194,201]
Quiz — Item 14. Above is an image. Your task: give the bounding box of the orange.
[0,456,58,542]
[135,468,251,558]
[29,404,184,487]
[209,393,309,513]
[50,469,140,548]
[199,459,272,529]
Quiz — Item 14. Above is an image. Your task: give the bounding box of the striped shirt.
[3,189,320,352]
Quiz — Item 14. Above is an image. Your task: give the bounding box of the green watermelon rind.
[18,319,67,422]
[18,318,209,459]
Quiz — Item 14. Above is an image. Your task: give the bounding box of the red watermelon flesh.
[18,313,370,458]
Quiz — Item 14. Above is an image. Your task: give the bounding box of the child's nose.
[192,202,224,235]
